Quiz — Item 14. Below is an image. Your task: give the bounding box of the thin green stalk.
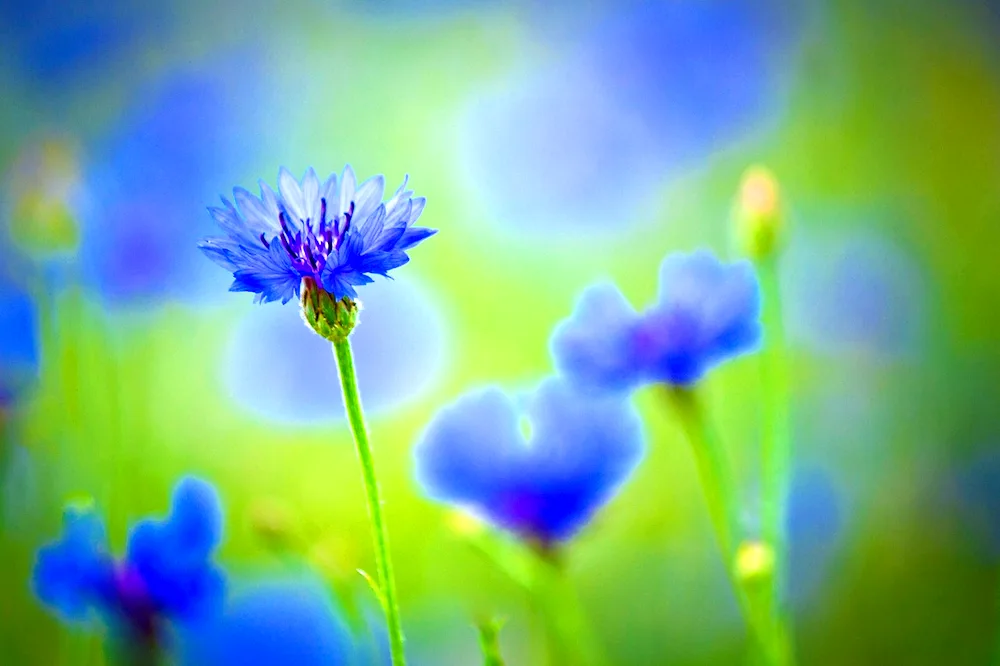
[331,339,406,665]
[476,618,506,666]
[757,255,795,665]
[667,387,777,664]
[531,551,606,666]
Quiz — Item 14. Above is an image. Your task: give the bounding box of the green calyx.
[300,278,359,343]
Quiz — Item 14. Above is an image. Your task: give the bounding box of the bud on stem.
[300,277,359,342]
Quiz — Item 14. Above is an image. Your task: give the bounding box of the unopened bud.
[735,540,776,584]
[6,138,81,256]
[248,499,296,551]
[735,165,784,260]
[300,277,359,343]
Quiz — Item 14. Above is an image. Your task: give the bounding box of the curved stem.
[332,339,406,665]
[667,387,778,664]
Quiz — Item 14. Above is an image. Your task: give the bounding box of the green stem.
[476,618,506,666]
[757,255,795,665]
[667,387,776,664]
[531,551,606,666]
[331,339,406,665]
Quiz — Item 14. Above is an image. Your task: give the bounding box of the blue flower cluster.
[33,477,225,643]
[200,166,436,304]
[414,249,761,546]
[552,250,762,390]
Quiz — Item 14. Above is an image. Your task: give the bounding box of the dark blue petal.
[32,505,115,622]
[550,283,642,393]
[396,227,436,251]
[357,250,409,277]
[414,378,644,543]
[125,477,225,619]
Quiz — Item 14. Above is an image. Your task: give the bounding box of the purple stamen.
[336,201,355,250]
[320,198,327,228]
[259,233,270,249]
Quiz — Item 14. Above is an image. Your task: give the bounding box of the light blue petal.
[550,282,641,393]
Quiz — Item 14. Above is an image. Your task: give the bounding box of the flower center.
[259,197,354,274]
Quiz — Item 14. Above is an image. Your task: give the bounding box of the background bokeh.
[2,0,999,663]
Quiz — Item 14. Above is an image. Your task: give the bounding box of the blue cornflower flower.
[414,378,644,546]
[200,166,435,305]
[551,250,761,391]
[33,477,225,646]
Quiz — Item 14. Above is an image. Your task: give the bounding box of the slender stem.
[331,339,406,665]
[531,553,606,666]
[667,387,777,664]
[757,255,796,665]
[476,618,506,666]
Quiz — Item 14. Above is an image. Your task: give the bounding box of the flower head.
[551,250,761,390]
[33,477,225,643]
[414,378,644,546]
[200,166,435,305]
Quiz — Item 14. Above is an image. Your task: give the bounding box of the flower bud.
[6,138,81,257]
[735,539,776,585]
[300,277,359,343]
[735,165,784,260]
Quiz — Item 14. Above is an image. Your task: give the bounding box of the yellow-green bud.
[6,138,81,256]
[735,165,784,260]
[734,539,776,585]
[248,498,297,551]
[300,277,359,342]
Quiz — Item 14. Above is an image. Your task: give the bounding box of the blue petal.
[230,243,303,305]
[414,378,644,543]
[179,574,356,666]
[550,282,642,393]
[639,250,761,385]
[125,477,225,619]
[32,505,115,622]
[396,227,437,251]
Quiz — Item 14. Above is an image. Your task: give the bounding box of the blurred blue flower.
[80,55,269,307]
[223,278,446,425]
[785,468,841,608]
[180,574,358,666]
[0,274,39,401]
[414,378,644,545]
[460,0,797,234]
[781,227,926,358]
[0,2,167,86]
[551,250,761,391]
[201,166,435,304]
[954,451,1000,560]
[33,477,225,644]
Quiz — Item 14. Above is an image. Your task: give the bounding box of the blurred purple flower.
[414,378,644,546]
[201,166,435,304]
[33,477,225,647]
[551,250,761,391]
